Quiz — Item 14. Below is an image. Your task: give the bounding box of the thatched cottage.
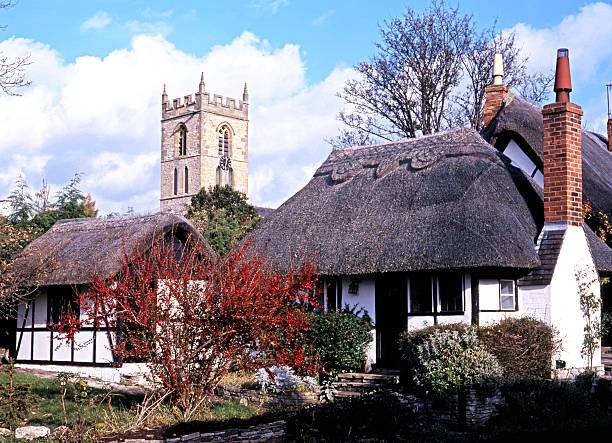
[3,213,210,381]
[247,49,612,370]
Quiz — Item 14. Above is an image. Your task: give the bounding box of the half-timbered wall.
[15,286,115,366]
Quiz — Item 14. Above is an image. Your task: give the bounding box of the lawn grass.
[0,369,261,438]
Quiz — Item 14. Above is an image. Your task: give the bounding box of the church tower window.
[218,125,231,157]
[216,166,221,187]
[177,125,187,156]
[226,168,234,188]
[173,168,178,195]
[184,166,189,193]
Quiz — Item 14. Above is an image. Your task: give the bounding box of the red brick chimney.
[483,53,508,128]
[608,117,612,152]
[542,48,583,226]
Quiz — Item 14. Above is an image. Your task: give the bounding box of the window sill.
[408,311,465,317]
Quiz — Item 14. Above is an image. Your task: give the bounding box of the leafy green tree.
[6,175,34,225]
[2,174,98,265]
[30,174,98,232]
[187,185,260,255]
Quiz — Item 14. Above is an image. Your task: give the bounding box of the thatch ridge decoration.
[246,128,544,276]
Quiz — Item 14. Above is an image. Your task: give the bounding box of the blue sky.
[0,1,611,214]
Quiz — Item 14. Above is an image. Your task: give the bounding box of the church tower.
[160,74,249,213]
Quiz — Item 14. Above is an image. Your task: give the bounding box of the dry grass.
[220,371,257,389]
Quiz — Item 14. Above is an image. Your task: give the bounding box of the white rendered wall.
[479,280,551,325]
[548,224,601,370]
[15,363,150,384]
[339,276,377,367]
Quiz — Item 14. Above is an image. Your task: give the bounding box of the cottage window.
[48,291,79,326]
[409,274,433,314]
[500,280,516,310]
[409,273,464,314]
[326,277,342,312]
[437,273,463,313]
[218,125,231,157]
[177,125,187,156]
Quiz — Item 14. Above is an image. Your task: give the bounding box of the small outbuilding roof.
[481,94,612,212]
[247,128,543,276]
[6,213,211,287]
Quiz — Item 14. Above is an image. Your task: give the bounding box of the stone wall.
[101,420,287,443]
[395,388,504,428]
[215,385,319,409]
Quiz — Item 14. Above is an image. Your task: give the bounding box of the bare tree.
[329,1,553,148]
[0,1,30,96]
[329,1,469,148]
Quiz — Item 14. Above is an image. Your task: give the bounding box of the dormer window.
[218,125,231,157]
[177,125,187,156]
[501,138,543,187]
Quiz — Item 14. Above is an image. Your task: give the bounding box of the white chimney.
[493,53,504,86]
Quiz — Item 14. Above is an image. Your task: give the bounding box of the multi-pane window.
[218,126,231,156]
[177,125,187,156]
[409,274,432,313]
[500,280,516,310]
[438,274,463,313]
[226,168,233,188]
[408,273,464,314]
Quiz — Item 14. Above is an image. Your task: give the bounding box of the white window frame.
[499,279,516,311]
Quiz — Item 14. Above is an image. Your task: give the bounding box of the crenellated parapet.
[162,76,249,121]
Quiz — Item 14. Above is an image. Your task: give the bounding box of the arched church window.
[173,168,178,195]
[226,168,234,188]
[218,125,231,157]
[177,125,187,156]
[184,166,189,193]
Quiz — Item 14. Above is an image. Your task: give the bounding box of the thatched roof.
[481,94,612,212]
[247,128,543,276]
[7,213,211,286]
[585,226,612,274]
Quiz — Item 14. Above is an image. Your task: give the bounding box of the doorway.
[375,273,407,368]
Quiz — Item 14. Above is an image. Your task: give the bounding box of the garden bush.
[402,326,502,396]
[397,323,467,389]
[306,307,373,374]
[479,317,560,379]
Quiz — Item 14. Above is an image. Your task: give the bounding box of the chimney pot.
[554,48,572,103]
[493,53,504,86]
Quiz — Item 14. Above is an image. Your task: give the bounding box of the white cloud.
[250,0,289,14]
[0,32,352,214]
[81,11,112,31]
[507,2,612,132]
[312,9,335,27]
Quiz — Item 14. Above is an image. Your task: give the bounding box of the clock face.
[219,155,232,170]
